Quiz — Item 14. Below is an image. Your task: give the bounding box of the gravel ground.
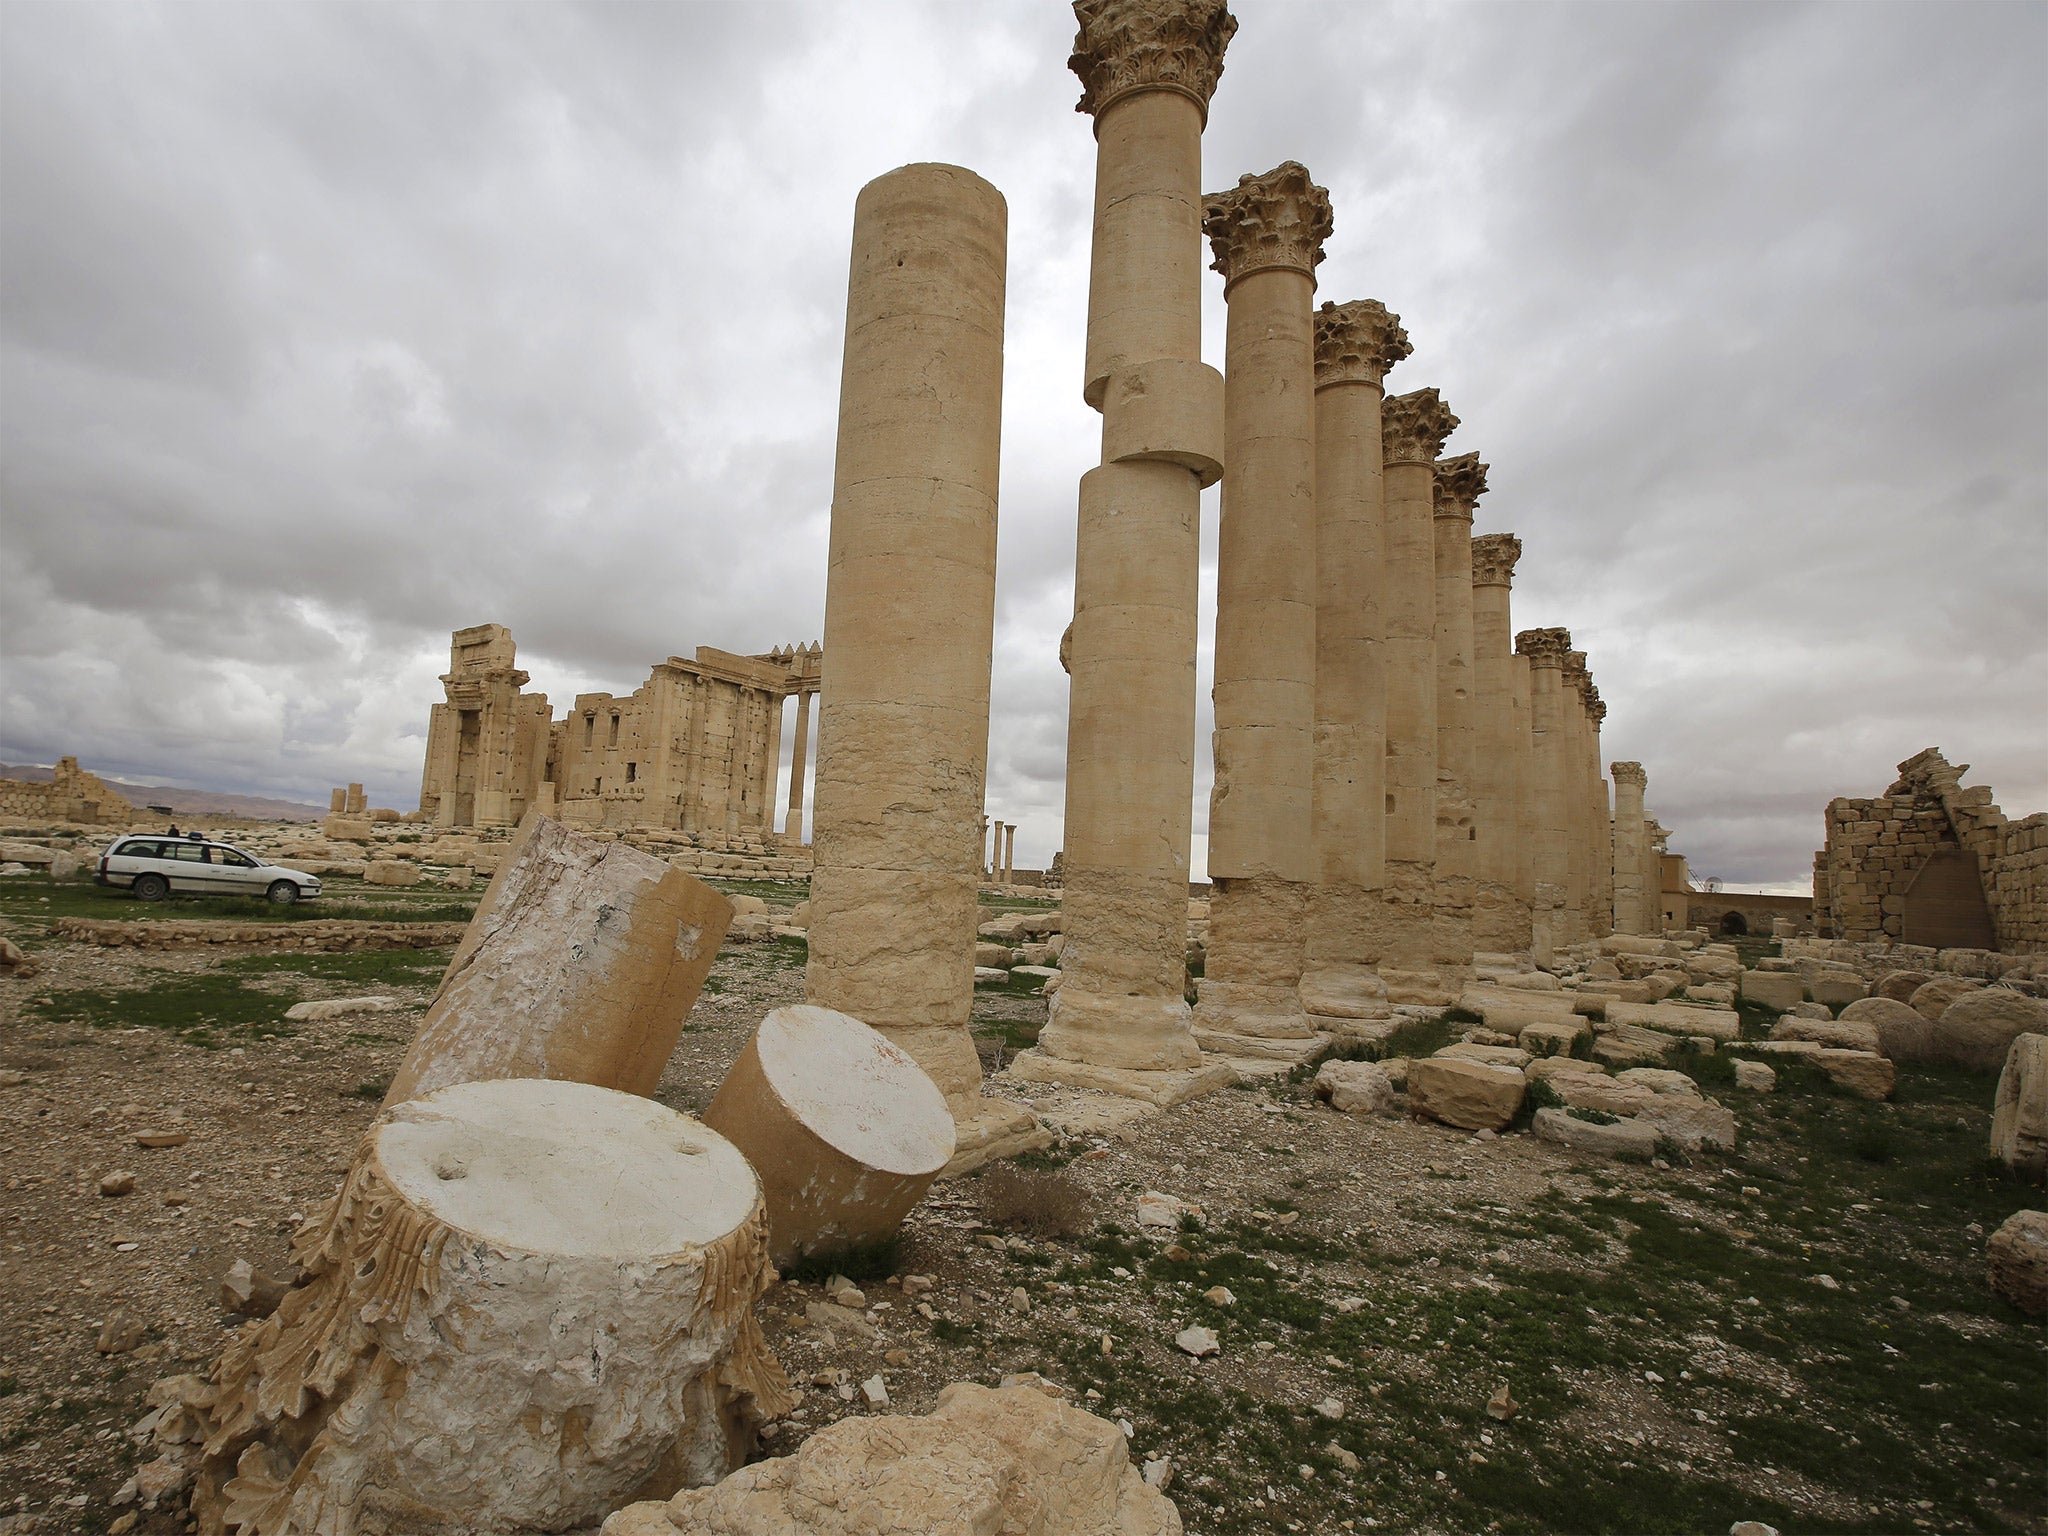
[2,913,2041,1536]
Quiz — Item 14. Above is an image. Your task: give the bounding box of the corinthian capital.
[1201,162,1332,288]
[1314,299,1410,387]
[1471,532,1522,587]
[1562,651,1589,690]
[1611,761,1647,789]
[1432,452,1489,521]
[1586,691,1607,726]
[1070,0,1238,125]
[1381,388,1458,465]
[1515,627,1571,666]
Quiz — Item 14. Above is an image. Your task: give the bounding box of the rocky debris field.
[0,871,2042,1536]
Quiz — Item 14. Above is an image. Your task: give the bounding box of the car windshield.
[214,844,259,864]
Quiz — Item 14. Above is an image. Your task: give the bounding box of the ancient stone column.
[1377,387,1463,1001]
[1017,0,1235,1106]
[1645,819,1670,933]
[1470,533,1530,955]
[1002,822,1016,884]
[1611,761,1649,935]
[805,162,1044,1169]
[1302,298,1409,1026]
[1188,160,1331,1060]
[782,688,812,840]
[981,814,993,877]
[1583,685,1612,939]
[1559,650,1591,946]
[1516,627,1573,963]
[1430,451,1486,973]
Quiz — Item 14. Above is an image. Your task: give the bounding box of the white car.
[95,834,322,905]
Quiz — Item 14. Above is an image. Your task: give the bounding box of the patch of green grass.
[26,972,295,1048]
[219,947,452,986]
[704,877,808,903]
[1381,1013,1456,1059]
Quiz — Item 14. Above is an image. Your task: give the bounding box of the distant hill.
[0,763,328,823]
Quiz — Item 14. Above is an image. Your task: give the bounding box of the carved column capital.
[1201,161,1332,288]
[1587,693,1607,725]
[1381,387,1458,465]
[1471,532,1522,587]
[1562,651,1589,691]
[1070,0,1237,126]
[1611,761,1647,789]
[1515,627,1571,667]
[1432,452,1488,521]
[1314,299,1410,387]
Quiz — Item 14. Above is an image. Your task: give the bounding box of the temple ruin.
[0,756,136,825]
[417,623,821,848]
[1815,748,2047,953]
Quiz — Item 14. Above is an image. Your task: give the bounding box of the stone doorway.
[1719,910,1748,936]
[1900,846,1997,950]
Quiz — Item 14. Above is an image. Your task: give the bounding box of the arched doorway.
[1719,910,1749,936]
[1901,847,1997,950]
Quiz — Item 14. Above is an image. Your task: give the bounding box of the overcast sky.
[3,1,2043,893]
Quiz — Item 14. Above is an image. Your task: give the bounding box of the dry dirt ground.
[1,878,2042,1536]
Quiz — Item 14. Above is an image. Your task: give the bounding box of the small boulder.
[1635,1094,1739,1153]
[1408,1057,1526,1132]
[1769,1017,1883,1054]
[1990,1033,2048,1180]
[1175,1325,1220,1358]
[1532,1108,1657,1160]
[1838,997,1937,1063]
[1590,1024,1679,1068]
[1614,1068,1700,1096]
[1811,1048,1897,1101]
[219,1258,292,1319]
[1732,1060,1777,1093]
[1934,989,2048,1073]
[1987,1209,2048,1317]
[1909,976,1984,1022]
[1739,971,1804,1011]
[1312,1059,1396,1116]
[96,1309,147,1354]
[1873,969,1933,1004]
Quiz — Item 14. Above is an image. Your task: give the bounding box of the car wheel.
[133,873,169,902]
[267,881,300,906]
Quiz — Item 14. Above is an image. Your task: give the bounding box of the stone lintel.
[1381,387,1459,465]
[1432,451,1489,521]
[1201,160,1332,290]
[1471,532,1522,587]
[1070,0,1238,126]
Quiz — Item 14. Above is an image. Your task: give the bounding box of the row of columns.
[980,816,1016,883]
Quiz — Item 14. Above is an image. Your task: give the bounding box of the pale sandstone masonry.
[1584,688,1613,939]
[1430,451,1487,974]
[1516,628,1574,961]
[1304,299,1410,1020]
[1023,0,1236,1103]
[1559,651,1592,945]
[1611,761,1649,935]
[1815,748,2047,954]
[804,162,1044,1168]
[1377,387,1463,1001]
[1191,160,1331,1056]
[1470,534,1530,952]
[0,756,134,824]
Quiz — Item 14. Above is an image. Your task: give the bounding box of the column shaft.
[1517,629,1573,963]
[1429,454,1485,972]
[782,689,812,839]
[1470,534,1530,953]
[1611,762,1648,935]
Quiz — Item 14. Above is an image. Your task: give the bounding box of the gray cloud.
[2,0,2042,890]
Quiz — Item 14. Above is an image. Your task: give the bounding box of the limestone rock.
[1408,1057,1525,1132]
[1783,1001,1834,1021]
[0,936,38,977]
[96,1309,147,1354]
[1300,968,1390,1020]
[1312,1060,1396,1116]
[184,1081,792,1535]
[1769,1017,1883,1054]
[1174,1326,1219,1358]
[1811,1048,1897,1100]
[361,859,422,888]
[1543,1074,1657,1118]
[1605,1001,1740,1042]
[219,1258,292,1319]
[1532,1107,1656,1160]
[605,1382,1182,1536]
[1524,1055,1607,1083]
[1635,1094,1738,1153]
[1136,1191,1200,1229]
[1874,969,1933,1004]
[1590,1024,1678,1068]
[1614,1068,1698,1095]
[1497,970,1561,992]
[1732,1060,1777,1093]
[99,1170,136,1197]
[1437,1042,1532,1069]
[1837,997,1936,1063]
[282,996,402,1023]
[975,942,1019,969]
[1810,977,1867,1009]
[1989,1034,2048,1180]
[1987,1210,2048,1317]
[1518,1019,1589,1057]
[1738,971,1803,1011]
[1908,976,1983,1022]
[1934,989,2048,1073]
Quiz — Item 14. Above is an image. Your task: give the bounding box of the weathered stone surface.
[1769,1017,1883,1054]
[1313,1059,1397,1116]
[282,996,402,1023]
[1605,1001,1739,1043]
[1874,969,1934,1004]
[704,1006,956,1267]
[361,859,422,887]
[1811,1048,1897,1100]
[1531,1107,1656,1160]
[1739,971,1804,1011]
[1990,1033,2048,1180]
[1934,989,2048,1073]
[1732,1060,1778,1092]
[1590,1024,1678,1067]
[1518,1019,1589,1057]
[1614,1068,1698,1096]
[608,1381,1181,1535]
[1987,1210,2048,1316]
[1543,1073,1657,1118]
[1809,976,1868,1009]
[1438,1043,1532,1069]
[1635,1094,1738,1152]
[1909,976,1984,1022]
[1524,1055,1609,1084]
[1837,996,1937,1063]
[184,1081,791,1535]
[218,1258,291,1319]
[1408,1057,1525,1131]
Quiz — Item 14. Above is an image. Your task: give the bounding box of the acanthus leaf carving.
[1470,532,1522,587]
[1514,626,1571,666]
[1314,299,1411,387]
[1432,451,1489,521]
[1201,161,1332,286]
[1380,387,1459,464]
[1070,0,1237,123]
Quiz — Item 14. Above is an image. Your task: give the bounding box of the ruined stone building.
[417,625,821,848]
[0,756,136,825]
[1815,748,2047,953]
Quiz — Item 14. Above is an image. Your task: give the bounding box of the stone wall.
[1685,891,1814,937]
[0,758,136,825]
[1814,748,2045,954]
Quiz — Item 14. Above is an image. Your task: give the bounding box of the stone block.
[1934,989,2048,1074]
[1987,1210,2048,1317]
[1810,976,1868,1009]
[1518,1019,1589,1057]
[1769,1017,1883,1054]
[1590,1025,1680,1067]
[362,860,422,888]
[1989,1034,2048,1181]
[1605,1001,1740,1043]
[1313,1059,1397,1116]
[1739,971,1804,1011]
[1732,1060,1777,1092]
[1407,1057,1526,1132]
[1811,1048,1896,1100]
[1531,1107,1657,1161]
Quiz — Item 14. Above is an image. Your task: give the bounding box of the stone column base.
[1036,986,1204,1073]
[1190,978,1315,1040]
[939,1096,1053,1178]
[1191,1026,1334,1064]
[1005,1048,1236,1108]
[1375,967,1465,1006]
